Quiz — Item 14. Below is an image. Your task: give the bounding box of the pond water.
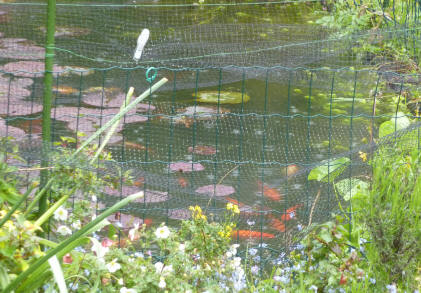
[0,1,398,249]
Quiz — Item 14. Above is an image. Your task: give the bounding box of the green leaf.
[5,191,143,293]
[379,113,410,138]
[308,157,350,182]
[334,178,369,201]
[319,229,333,243]
[0,266,10,290]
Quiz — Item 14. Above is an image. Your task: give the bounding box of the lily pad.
[169,162,204,172]
[0,38,45,60]
[83,90,155,112]
[188,145,217,155]
[308,157,350,183]
[195,184,236,197]
[39,26,91,38]
[1,61,65,77]
[0,117,26,137]
[104,186,169,203]
[179,105,230,116]
[194,91,250,104]
[167,208,191,220]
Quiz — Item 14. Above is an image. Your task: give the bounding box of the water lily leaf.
[194,91,250,104]
[334,178,369,201]
[169,161,205,172]
[195,184,235,197]
[308,157,350,183]
[379,113,410,138]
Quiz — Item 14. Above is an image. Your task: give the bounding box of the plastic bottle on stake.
[133,28,150,62]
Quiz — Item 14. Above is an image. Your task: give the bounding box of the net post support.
[39,0,56,221]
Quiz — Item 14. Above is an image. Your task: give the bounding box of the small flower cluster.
[189,205,207,221]
[226,203,240,214]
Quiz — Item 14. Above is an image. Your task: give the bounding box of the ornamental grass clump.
[360,145,421,289]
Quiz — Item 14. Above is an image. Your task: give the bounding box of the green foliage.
[378,112,411,137]
[308,157,350,183]
[279,215,367,292]
[315,0,419,68]
[358,146,421,289]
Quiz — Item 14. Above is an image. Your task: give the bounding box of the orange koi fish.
[232,230,275,239]
[281,204,303,221]
[177,176,189,188]
[133,177,145,187]
[225,197,245,208]
[143,218,153,226]
[124,141,148,151]
[286,164,299,176]
[257,180,283,201]
[269,217,286,232]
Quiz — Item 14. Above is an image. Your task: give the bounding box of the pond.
[0,0,399,250]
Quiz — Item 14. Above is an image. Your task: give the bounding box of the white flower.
[120,287,137,293]
[247,219,255,226]
[179,243,185,252]
[91,195,97,202]
[155,226,170,239]
[309,285,318,292]
[57,225,72,236]
[155,262,173,276]
[229,244,240,256]
[232,257,241,267]
[250,265,259,275]
[248,248,258,256]
[54,207,68,221]
[90,238,109,260]
[158,277,166,289]
[128,223,140,241]
[118,278,124,285]
[155,262,164,273]
[106,258,121,273]
[386,284,397,293]
[72,220,81,230]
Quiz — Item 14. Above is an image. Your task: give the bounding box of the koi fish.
[281,204,302,221]
[188,145,217,155]
[257,180,283,201]
[286,164,299,176]
[269,217,286,232]
[143,218,153,226]
[124,141,147,151]
[177,176,189,188]
[225,197,245,208]
[133,177,145,187]
[53,85,78,95]
[232,230,275,239]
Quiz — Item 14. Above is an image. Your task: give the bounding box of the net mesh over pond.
[0,0,421,259]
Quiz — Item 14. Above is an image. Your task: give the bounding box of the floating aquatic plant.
[194,91,250,104]
[169,161,205,172]
[195,184,235,197]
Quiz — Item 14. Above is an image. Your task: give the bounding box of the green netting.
[0,0,421,257]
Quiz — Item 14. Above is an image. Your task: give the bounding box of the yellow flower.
[359,151,367,162]
[232,205,240,214]
[226,203,233,210]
